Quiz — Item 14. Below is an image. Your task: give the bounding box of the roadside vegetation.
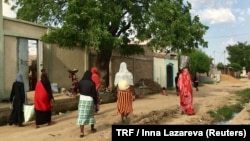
[208,88,250,124]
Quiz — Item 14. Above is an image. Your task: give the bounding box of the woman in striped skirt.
[114,62,135,123]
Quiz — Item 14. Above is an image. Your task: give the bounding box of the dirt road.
[0,75,249,141]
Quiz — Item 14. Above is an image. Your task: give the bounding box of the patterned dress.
[177,68,195,115]
[77,95,95,125]
[116,88,133,114]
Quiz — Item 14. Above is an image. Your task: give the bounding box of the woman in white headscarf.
[114,62,134,123]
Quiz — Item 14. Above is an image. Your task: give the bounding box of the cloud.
[237,16,245,23]
[2,1,16,18]
[222,38,237,46]
[199,8,235,24]
[187,0,237,8]
[247,8,250,15]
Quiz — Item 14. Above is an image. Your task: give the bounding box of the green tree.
[217,62,225,69]
[227,63,242,72]
[186,50,211,76]
[226,42,250,71]
[6,0,209,86]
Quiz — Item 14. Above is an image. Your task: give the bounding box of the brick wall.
[89,47,154,88]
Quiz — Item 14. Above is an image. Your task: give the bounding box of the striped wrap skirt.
[117,88,133,114]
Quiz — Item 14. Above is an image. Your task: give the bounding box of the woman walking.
[34,70,55,128]
[9,73,27,127]
[114,62,134,124]
[77,70,98,138]
[91,67,102,113]
[177,56,195,115]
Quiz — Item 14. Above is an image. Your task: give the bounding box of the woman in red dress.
[34,71,55,128]
[177,56,195,115]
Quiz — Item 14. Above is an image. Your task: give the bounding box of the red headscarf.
[91,67,101,91]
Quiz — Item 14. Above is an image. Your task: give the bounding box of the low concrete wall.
[0,88,158,126]
[0,93,118,126]
[0,106,11,126]
[0,95,80,126]
[99,92,116,104]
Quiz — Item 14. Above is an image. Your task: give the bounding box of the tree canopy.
[185,49,211,76]
[6,0,209,86]
[226,41,250,71]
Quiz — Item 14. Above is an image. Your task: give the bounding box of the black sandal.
[80,133,84,138]
[91,128,97,133]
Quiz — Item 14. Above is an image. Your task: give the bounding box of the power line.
[205,33,250,39]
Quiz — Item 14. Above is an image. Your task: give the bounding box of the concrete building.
[0,3,88,99]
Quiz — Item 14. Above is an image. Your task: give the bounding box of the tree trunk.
[95,50,112,89]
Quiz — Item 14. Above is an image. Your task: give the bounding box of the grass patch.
[208,104,242,123]
[208,88,250,124]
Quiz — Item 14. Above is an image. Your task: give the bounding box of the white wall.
[153,57,166,87]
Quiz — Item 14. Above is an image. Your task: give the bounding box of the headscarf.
[82,70,92,81]
[179,55,190,70]
[16,73,24,83]
[41,72,48,81]
[91,67,101,90]
[114,62,134,86]
[16,73,27,104]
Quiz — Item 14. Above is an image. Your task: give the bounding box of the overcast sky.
[2,1,16,18]
[2,0,250,65]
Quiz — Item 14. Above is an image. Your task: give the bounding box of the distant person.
[91,67,102,113]
[161,87,167,96]
[114,62,135,124]
[34,70,55,128]
[41,68,46,73]
[175,72,180,96]
[28,60,37,91]
[9,73,27,127]
[177,55,195,115]
[77,70,98,138]
[193,75,199,91]
[68,69,79,97]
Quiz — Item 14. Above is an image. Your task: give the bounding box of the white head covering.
[179,55,190,70]
[114,62,134,86]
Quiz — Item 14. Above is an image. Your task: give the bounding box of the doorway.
[166,63,174,88]
[28,40,38,91]
[17,38,38,91]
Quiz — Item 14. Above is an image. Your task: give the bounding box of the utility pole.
[224,50,226,74]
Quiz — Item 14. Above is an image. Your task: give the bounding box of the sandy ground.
[0,75,250,141]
